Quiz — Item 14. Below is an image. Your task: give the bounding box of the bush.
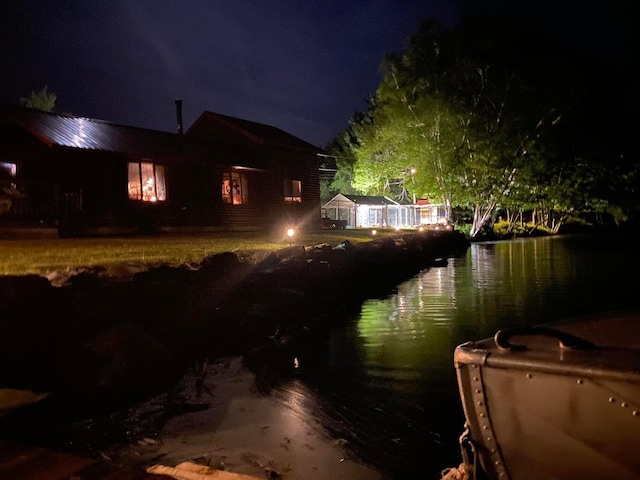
[492,220,552,238]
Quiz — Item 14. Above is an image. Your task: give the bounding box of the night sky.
[1,1,633,148]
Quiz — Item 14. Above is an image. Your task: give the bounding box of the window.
[0,162,17,178]
[128,162,166,202]
[0,162,18,213]
[222,171,248,205]
[284,179,302,202]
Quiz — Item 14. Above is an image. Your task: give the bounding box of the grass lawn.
[0,228,395,276]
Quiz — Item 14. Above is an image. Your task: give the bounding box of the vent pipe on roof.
[175,98,184,135]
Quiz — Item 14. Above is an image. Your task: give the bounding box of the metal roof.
[187,111,326,154]
[0,102,186,158]
[323,193,400,208]
[343,194,400,205]
[0,103,326,160]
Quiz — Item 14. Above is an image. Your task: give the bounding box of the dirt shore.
[105,356,386,480]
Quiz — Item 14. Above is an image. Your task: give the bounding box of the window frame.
[222,170,248,205]
[127,161,167,202]
[284,179,302,203]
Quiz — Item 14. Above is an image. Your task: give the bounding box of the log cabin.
[0,101,323,237]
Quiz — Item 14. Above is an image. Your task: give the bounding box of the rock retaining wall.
[0,230,469,411]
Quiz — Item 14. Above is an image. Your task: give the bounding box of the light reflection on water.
[271,234,640,479]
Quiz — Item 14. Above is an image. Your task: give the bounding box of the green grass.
[0,228,391,276]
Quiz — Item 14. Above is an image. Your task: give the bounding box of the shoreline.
[99,356,386,480]
[0,230,471,479]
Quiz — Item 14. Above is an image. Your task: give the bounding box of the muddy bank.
[0,230,469,412]
[106,356,388,480]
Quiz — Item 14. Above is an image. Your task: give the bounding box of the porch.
[322,193,446,229]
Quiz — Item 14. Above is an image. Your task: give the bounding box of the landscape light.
[287,228,295,246]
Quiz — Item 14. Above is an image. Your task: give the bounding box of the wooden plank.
[146,462,263,480]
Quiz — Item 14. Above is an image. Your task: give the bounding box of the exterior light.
[287,228,295,246]
[371,229,377,236]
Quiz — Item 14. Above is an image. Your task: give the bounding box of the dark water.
[254,234,640,479]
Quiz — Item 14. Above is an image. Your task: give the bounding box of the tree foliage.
[20,85,57,112]
[324,113,365,200]
[341,17,637,236]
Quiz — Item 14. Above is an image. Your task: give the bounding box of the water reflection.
[277,234,640,479]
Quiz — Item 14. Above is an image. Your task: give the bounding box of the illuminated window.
[222,171,248,205]
[284,179,302,202]
[128,162,166,202]
[0,162,17,178]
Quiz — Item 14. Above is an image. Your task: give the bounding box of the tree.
[20,85,57,112]
[348,18,594,236]
[340,16,638,235]
[350,96,413,198]
[324,117,363,200]
[350,19,533,229]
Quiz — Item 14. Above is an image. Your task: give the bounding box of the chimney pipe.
[175,98,183,135]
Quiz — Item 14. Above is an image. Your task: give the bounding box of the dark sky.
[1,1,633,148]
